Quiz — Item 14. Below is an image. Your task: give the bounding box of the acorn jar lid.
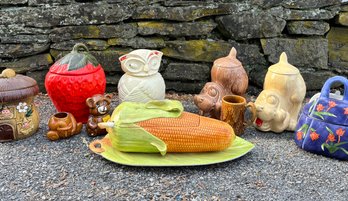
[213,47,242,68]
[0,69,39,102]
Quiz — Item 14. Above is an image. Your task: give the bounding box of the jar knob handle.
[0,69,16,78]
[72,43,89,53]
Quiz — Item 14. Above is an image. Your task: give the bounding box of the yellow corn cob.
[136,112,235,153]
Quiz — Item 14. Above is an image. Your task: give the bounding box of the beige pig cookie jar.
[254,52,306,133]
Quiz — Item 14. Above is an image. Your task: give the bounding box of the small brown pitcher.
[220,95,257,136]
[47,112,83,141]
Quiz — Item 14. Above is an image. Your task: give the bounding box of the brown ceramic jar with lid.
[0,69,39,142]
[211,47,248,96]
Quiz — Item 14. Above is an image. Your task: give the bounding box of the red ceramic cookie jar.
[45,43,106,123]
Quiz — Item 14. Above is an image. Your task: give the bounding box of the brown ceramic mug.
[220,95,257,136]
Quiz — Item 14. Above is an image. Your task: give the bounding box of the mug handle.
[320,76,348,101]
[244,102,257,126]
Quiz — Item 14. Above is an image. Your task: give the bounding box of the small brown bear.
[86,94,112,137]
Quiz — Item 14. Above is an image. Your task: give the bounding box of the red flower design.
[327,133,336,142]
[316,104,324,112]
[326,101,337,111]
[336,128,345,137]
[296,131,303,140]
[328,101,337,108]
[310,131,319,141]
[344,108,348,115]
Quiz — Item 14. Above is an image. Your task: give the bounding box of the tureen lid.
[268,52,299,75]
[0,69,39,102]
[213,47,242,68]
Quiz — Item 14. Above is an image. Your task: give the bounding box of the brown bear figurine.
[86,94,112,137]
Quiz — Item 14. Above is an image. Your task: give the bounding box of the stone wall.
[0,0,347,94]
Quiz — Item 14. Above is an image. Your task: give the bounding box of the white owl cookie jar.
[118,49,166,103]
[254,52,306,133]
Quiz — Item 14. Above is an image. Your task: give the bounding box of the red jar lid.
[49,43,102,76]
[0,69,39,102]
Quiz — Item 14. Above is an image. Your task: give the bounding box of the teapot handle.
[320,76,348,101]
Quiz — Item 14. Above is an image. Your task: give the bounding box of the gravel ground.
[0,93,347,201]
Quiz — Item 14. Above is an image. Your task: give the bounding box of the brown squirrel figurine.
[47,112,83,141]
[86,94,112,137]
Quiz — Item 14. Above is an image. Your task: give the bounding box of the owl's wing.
[136,78,165,101]
[119,78,165,102]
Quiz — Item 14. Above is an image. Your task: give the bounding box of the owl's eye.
[124,59,145,73]
[208,88,217,96]
[148,56,160,70]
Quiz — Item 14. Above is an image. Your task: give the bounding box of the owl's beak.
[143,65,149,72]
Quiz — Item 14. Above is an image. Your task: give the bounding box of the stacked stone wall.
[1,0,347,94]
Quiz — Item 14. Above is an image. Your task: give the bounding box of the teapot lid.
[268,52,299,75]
[0,69,39,102]
[213,47,242,68]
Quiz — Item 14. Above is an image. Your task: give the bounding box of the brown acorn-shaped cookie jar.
[211,47,248,96]
[0,69,40,142]
[194,47,248,119]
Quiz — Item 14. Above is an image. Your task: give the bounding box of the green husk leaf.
[106,100,184,156]
[110,123,167,156]
[111,100,183,124]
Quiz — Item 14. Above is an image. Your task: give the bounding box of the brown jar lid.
[0,69,39,102]
[213,47,242,68]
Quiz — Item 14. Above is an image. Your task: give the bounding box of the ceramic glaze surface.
[254,52,306,133]
[118,49,165,103]
[45,43,106,123]
[86,94,112,137]
[194,82,230,119]
[194,47,248,119]
[220,95,257,136]
[0,69,39,142]
[211,47,248,96]
[294,76,348,160]
[47,112,82,141]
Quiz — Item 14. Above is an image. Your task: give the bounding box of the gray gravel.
[0,94,347,201]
